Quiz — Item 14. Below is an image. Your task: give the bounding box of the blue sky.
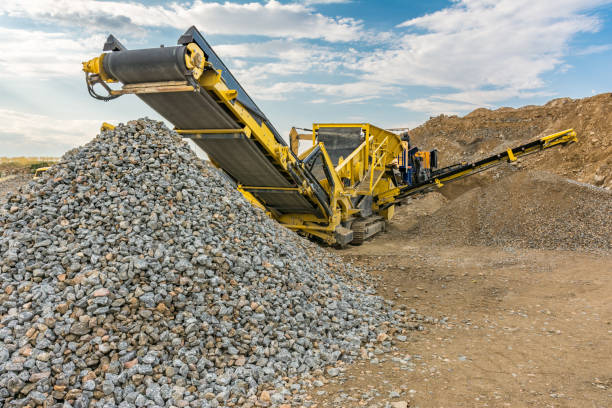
[1,0,611,156]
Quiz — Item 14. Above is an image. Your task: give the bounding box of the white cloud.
[212,0,612,111]
[215,39,358,80]
[366,0,611,113]
[302,0,351,4]
[1,0,610,131]
[388,0,605,89]
[333,95,380,104]
[245,80,398,101]
[433,88,555,106]
[215,39,365,97]
[575,43,612,55]
[213,39,400,102]
[395,98,480,115]
[383,120,423,131]
[0,108,102,155]
[395,87,556,115]
[0,27,103,78]
[0,0,364,42]
[0,1,375,105]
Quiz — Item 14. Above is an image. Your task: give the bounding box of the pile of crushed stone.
[411,170,611,251]
[0,119,414,407]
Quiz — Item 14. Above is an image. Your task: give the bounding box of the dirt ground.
[307,195,612,408]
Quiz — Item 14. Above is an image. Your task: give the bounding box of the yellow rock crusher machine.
[83,26,578,246]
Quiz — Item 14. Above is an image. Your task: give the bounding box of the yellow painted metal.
[318,142,353,222]
[379,204,394,220]
[540,128,578,146]
[187,54,348,242]
[82,53,114,82]
[414,151,430,169]
[316,123,402,198]
[236,186,267,212]
[282,223,337,231]
[313,123,368,128]
[33,167,50,179]
[240,186,302,192]
[278,213,328,224]
[298,144,317,161]
[82,42,400,243]
[184,43,205,80]
[507,149,517,162]
[175,127,250,135]
[82,55,102,74]
[289,127,313,155]
[100,122,115,131]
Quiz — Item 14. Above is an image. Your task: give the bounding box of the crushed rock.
[0,119,412,407]
[410,170,611,252]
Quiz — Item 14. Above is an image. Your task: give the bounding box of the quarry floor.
[2,176,611,408]
[309,198,612,408]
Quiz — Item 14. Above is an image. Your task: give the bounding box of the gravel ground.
[323,242,612,407]
[410,170,611,251]
[0,119,419,407]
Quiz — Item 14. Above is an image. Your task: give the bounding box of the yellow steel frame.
[177,52,375,243]
[312,123,402,220]
[195,74,348,242]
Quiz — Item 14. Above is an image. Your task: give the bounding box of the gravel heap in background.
[0,119,410,407]
[413,170,611,251]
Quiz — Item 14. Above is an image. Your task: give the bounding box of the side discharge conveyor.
[375,128,578,209]
[82,26,578,246]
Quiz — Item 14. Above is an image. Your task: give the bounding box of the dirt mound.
[411,171,611,251]
[410,93,612,189]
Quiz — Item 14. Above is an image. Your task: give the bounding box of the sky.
[1,0,611,156]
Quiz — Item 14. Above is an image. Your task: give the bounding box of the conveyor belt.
[101,43,323,216]
[103,46,242,131]
[191,133,317,213]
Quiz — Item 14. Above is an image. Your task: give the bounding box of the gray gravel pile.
[413,170,611,251]
[0,119,409,407]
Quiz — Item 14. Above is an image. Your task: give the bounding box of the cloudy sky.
[1,0,611,156]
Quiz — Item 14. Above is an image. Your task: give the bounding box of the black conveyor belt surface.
[103,45,321,215]
[103,47,190,83]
